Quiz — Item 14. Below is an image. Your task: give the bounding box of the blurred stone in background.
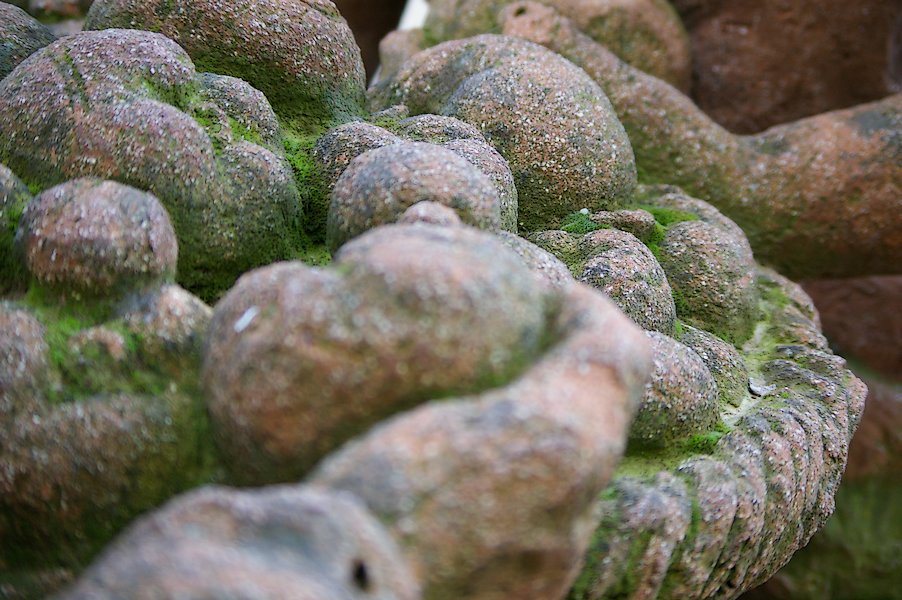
[672,0,902,134]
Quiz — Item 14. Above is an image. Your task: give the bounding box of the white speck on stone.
[233,306,259,333]
[579,208,589,215]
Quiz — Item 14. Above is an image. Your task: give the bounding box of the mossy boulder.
[84,0,366,133]
[0,29,302,300]
[0,178,217,594]
[369,34,637,231]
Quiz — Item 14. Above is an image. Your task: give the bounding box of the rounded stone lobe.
[327,142,502,250]
[629,330,719,449]
[18,178,177,296]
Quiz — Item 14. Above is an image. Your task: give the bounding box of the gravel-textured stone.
[204,223,551,484]
[495,230,574,292]
[629,330,719,448]
[0,29,302,299]
[657,220,758,344]
[85,0,366,129]
[59,485,419,599]
[500,1,902,278]
[370,34,637,231]
[531,228,677,334]
[678,324,749,409]
[327,142,501,250]
[313,282,651,600]
[17,178,177,298]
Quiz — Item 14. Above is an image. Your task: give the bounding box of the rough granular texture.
[85,0,366,131]
[17,179,177,299]
[0,29,302,300]
[59,485,420,599]
[315,116,518,237]
[500,1,902,279]
[312,280,651,600]
[204,223,554,484]
[568,268,866,600]
[0,178,216,595]
[327,142,502,250]
[629,330,718,449]
[369,34,637,231]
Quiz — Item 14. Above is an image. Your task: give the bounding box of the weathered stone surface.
[568,268,866,599]
[629,330,718,448]
[85,0,366,130]
[657,220,758,344]
[426,0,691,90]
[495,230,574,292]
[17,178,177,298]
[396,200,463,227]
[531,228,676,335]
[0,304,48,419]
[500,1,902,278]
[587,208,658,242]
[0,178,216,591]
[0,164,32,295]
[327,142,502,250]
[0,3,56,79]
[678,324,749,409]
[204,223,552,484]
[313,281,651,600]
[0,29,302,299]
[675,0,902,133]
[314,116,517,235]
[370,34,637,231]
[59,485,420,599]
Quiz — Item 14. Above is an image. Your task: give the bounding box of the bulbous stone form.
[315,116,518,235]
[0,29,302,300]
[327,142,502,250]
[657,220,758,344]
[204,223,550,484]
[0,164,33,294]
[312,282,651,600]
[59,485,420,600]
[495,230,574,292]
[530,228,676,334]
[0,179,216,594]
[0,3,56,79]
[427,0,691,90]
[85,0,366,130]
[370,34,637,231]
[500,1,902,278]
[629,331,719,448]
[17,178,177,298]
[678,324,749,409]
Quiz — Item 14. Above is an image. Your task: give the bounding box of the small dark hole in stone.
[514,6,527,16]
[352,559,371,592]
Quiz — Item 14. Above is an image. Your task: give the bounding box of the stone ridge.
[569,268,866,599]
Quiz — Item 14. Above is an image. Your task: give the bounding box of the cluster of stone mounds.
[0,0,881,598]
